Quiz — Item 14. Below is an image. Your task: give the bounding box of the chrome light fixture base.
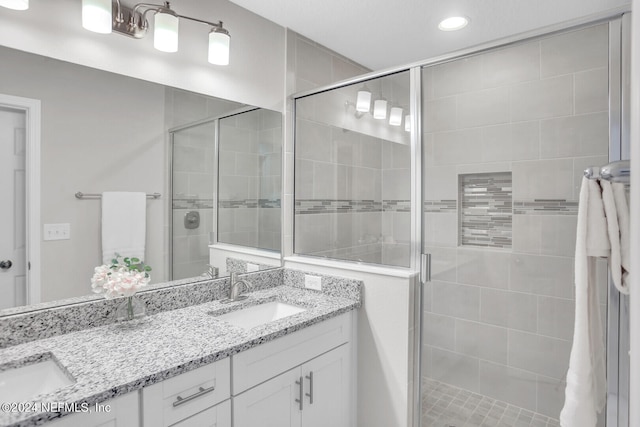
[112,3,148,39]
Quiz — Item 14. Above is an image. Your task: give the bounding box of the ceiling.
[229,0,629,71]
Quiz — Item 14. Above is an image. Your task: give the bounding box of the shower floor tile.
[422,378,560,427]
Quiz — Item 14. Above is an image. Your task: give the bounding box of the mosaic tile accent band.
[218,199,281,209]
[173,198,214,209]
[424,200,457,213]
[459,172,512,248]
[295,199,410,214]
[514,200,578,215]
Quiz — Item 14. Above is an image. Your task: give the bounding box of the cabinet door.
[142,358,230,427]
[171,399,231,427]
[302,344,351,427]
[233,367,302,427]
[47,392,139,427]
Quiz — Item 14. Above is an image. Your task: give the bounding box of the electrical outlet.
[246,263,259,272]
[304,274,322,291]
[43,223,71,241]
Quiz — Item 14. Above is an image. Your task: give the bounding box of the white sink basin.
[215,301,307,329]
[0,359,74,402]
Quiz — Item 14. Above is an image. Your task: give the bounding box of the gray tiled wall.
[218,109,282,251]
[294,69,412,267]
[422,23,609,421]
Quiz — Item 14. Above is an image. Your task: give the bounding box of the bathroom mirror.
[0,44,282,314]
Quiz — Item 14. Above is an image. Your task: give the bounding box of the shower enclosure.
[293,14,629,427]
[170,107,282,280]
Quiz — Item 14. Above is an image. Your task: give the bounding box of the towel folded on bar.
[560,178,607,427]
[601,181,630,294]
[101,192,147,264]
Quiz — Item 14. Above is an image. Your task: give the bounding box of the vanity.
[0,269,361,427]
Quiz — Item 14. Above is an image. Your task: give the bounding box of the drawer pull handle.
[305,371,314,404]
[173,385,216,407]
[295,377,303,411]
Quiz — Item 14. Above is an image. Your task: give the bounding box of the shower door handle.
[420,254,431,284]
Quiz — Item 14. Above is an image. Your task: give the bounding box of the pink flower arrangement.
[91,256,151,299]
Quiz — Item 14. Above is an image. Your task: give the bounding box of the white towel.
[600,181,623,292]
[610,182,631,294]
[560,178,607,427]
[101,192,147,265]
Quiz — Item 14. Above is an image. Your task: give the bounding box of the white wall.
[284,259,416,427]
[0,46,165,302]
[0,0,285,111]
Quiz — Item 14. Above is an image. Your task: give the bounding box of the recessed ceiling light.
[438,16,469,31]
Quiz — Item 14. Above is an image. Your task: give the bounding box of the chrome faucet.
[229,272,253,301]
[204,264,218,279]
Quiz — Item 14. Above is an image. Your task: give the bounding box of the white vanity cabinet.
[44,310,354,427]
[232,312,353,427]
[141,358,231,427]
[233,344,351,427]
[48,392,139,427]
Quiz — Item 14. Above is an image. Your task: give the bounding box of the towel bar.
[75,192,161,199]
[584,160,630,183]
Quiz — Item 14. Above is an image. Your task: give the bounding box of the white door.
[302,344,351,427]
[0,106,26,309]
[233,367,303,427]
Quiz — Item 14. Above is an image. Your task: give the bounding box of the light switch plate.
[246,263,259,272]
[43,223,71,241]
[304,275,322,291]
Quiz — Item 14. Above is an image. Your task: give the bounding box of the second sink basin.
[0,357,75,402]
[215,301,306,329]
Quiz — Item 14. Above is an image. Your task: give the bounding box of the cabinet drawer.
[171,399,231,427]
[142,358,230,427]
[48,392,139,427]
[232,312,352,394]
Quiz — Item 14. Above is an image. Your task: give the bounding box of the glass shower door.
[420,22,611,427]
[170,121,216,280]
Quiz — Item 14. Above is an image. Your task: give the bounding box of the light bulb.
[82,0,112,34]
[154,11,179,53]
[404,115,412,132]
[389,107,403,126]
[355,90,371,112]
[208,27,230,65]
[0,0,28,10]
[373,99,387,120]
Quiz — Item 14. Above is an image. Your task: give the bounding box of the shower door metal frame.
[606,14,631,427]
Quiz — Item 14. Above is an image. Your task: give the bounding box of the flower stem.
[127,296,133,320]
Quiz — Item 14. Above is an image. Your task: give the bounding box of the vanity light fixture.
[355,88,372,113]
[373,99,388,120]
[389,107,403,126]
[153,5,179,52]
[82,0,112,33]
[404,114,412,132]
[0,0,28,10]
[81,0,231,65]
[438,16,469,31]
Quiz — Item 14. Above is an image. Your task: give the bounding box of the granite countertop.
[0,285,359,427]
